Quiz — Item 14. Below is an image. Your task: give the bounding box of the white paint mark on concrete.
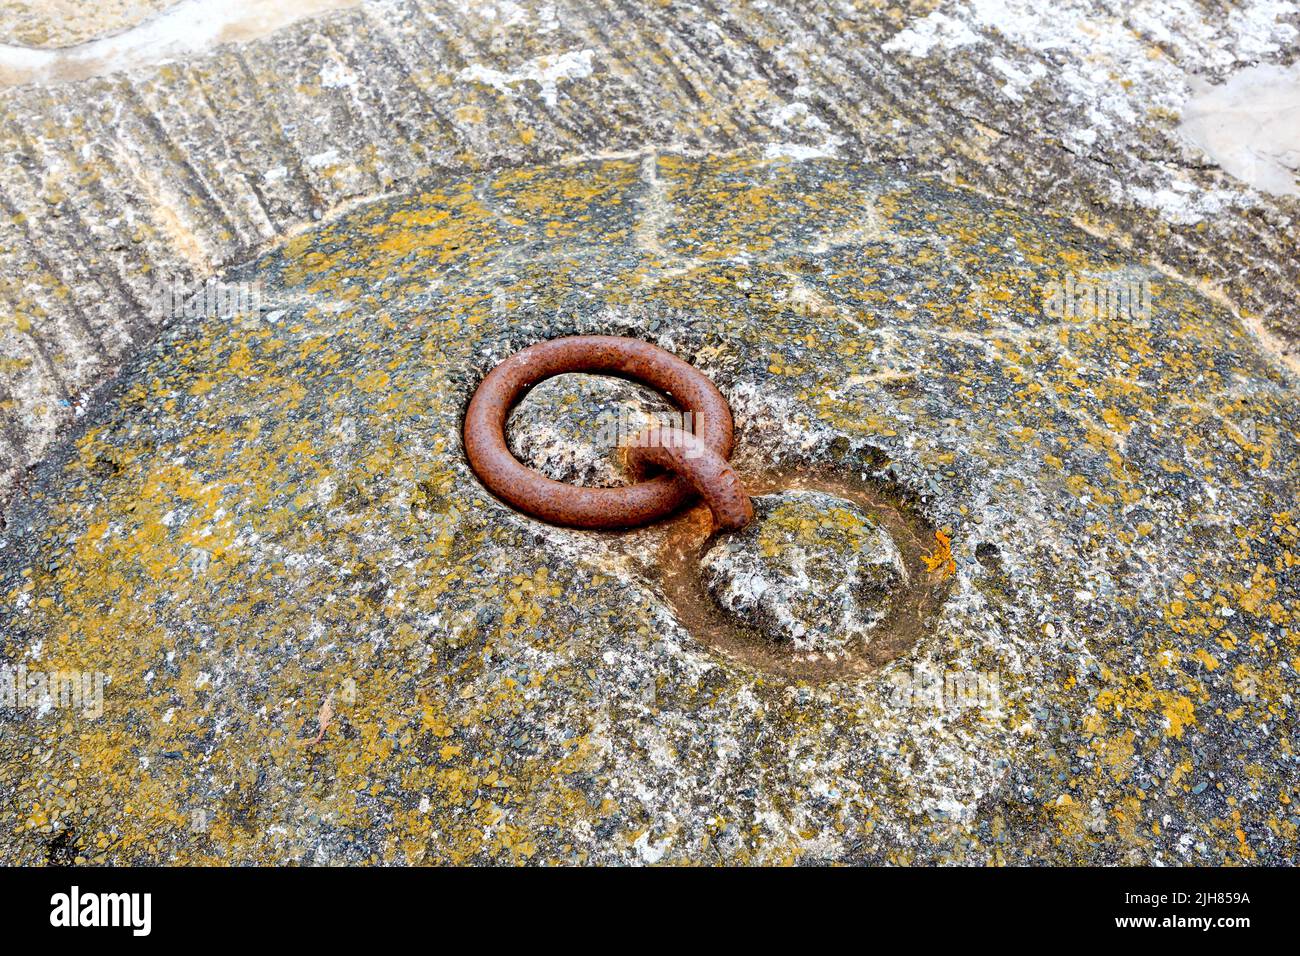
[882,11,979,57]
[457,48,596,108]
[763,142,839,161]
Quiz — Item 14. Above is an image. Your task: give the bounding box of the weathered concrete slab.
[1,156,1295,864]
[0,0,1297,512]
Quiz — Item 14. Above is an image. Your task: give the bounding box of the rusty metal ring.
[463,335,749,529]
[625,426,753,530]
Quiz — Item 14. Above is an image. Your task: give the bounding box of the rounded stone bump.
[699,490,907,653]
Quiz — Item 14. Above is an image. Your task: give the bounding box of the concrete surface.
[1,155,1296,864]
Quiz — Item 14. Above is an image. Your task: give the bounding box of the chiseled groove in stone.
[322,17,435,179]
[121,79,249,256]
[235,37,348,211]
[0,373,25,451]
[17,110,156,344]
[130,66,277,246]
[0,281,43,464]
[568,0,700,146]
[262,31,387,203]
[0,189,105,370]
[224,47,331,216]
[355,13,455,153]
[312,23,410,189]
[0,128,110,353]
[177,64,281,238]
[775,3,907,138]
[615,0,717,113]
[698,0,870,152]
[405,1,472,72]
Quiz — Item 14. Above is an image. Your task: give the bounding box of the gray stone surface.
[1,155,1295,864]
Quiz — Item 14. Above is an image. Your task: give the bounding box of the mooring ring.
[625,426,753,530]
[463,335,749,529]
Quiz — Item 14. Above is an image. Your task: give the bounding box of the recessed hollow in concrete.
[651,467,951,682]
